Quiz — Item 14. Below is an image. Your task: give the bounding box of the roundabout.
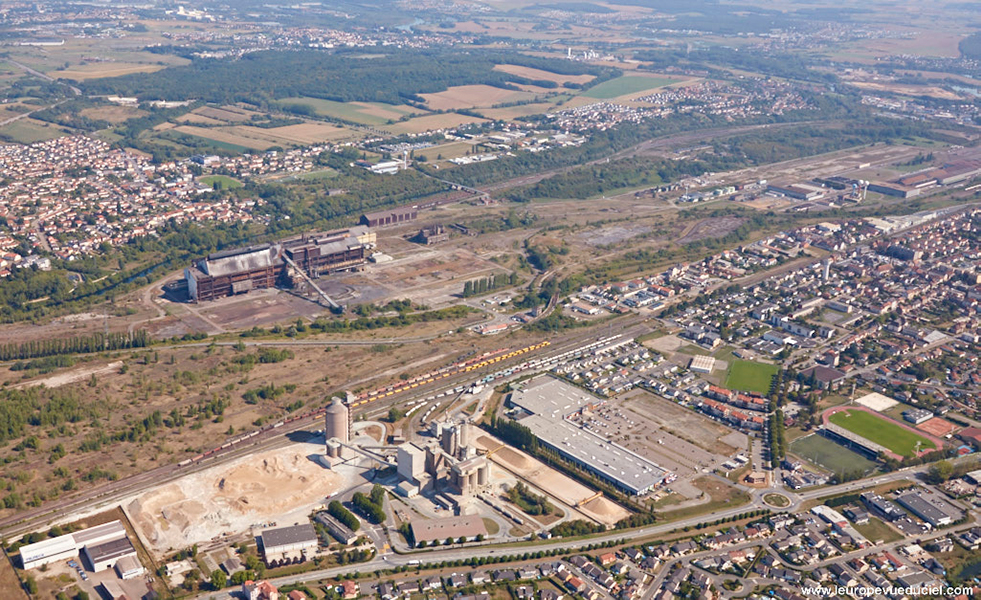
[762,492,791,508]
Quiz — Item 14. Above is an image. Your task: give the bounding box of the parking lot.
[572,388,746,486]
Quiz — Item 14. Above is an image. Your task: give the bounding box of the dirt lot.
[126,439,353,556]
[676,216,745,245]
[618,389,745,476]
[0,332,526,520]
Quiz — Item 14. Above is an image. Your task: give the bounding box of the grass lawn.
[678,344,712,356]
[854,516,902,544]
[582,76,678,99]
[762,493,790,508]
[482,517,500,535]
[789,433,877,475]
[657,476,750,523]
[199,174,244,189]
[828,409,937,457]
[724,360,779,394]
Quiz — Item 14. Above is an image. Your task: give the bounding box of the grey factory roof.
[261,523,318,551]
[509,376,603,418]
[510,377,669,495]
[200,244,281,277]
[520,414,668,494]
[72,520,127,546]
[85,536,135,564]
[896,492,958,526]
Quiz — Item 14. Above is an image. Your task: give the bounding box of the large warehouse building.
[508,377,672,496]
[19,520,132,570]
[185,226,376,301]
[260,523,318,565]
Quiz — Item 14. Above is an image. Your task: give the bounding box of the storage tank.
[325,397,350,444]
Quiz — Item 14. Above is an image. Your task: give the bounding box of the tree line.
[0,330,150,362]
[462,273,518,297]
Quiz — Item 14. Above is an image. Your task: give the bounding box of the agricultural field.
[724,360,779,394]
[420,84,536,110]
[381,112,490,135]
[51,62,169,80]
[789,433,878,475]
[492,63,596,86]
[479,101,564,120]
[582,75,680,100]
[194,105,259,122]
[0,118,72,143]
[233,123,359,145]
[827,408,938,457]
[79,105,148,124]
[171,125,277,151]
[273,97,426,126]
[284,168,339,182]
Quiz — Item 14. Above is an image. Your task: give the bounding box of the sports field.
[724,360,779,394]
[199,175,243,189]
[790,434,877,475]
[582,75,679,100]
[828,408,937,457]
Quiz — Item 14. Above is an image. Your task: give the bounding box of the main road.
[191,458,956,600]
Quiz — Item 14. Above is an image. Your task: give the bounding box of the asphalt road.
[191,458,965,600]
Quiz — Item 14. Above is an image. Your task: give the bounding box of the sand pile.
[128,445,346,555]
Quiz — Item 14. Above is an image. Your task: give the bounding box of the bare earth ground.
[126,440,354,556]
[612,389,742,485]
[13,361,122,389]
[473,434,630,525]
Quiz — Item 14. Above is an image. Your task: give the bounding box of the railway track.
[0,316,650,541]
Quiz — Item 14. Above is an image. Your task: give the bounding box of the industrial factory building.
[324,397,352,461]
[185,226,376,301]
[260,523,319,565]
[19,520,134,571]
[410,516,487,545]
[394,419,491,508]
[508,377,671,496]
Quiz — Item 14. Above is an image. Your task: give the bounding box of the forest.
[505,118,933,202]
[79,49,618,105]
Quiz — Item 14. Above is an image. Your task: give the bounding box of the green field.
[583,76,678,99]
[273,97,424,126]
[724,360,779,394]
[828,409,937,457]
[199,174,244,189]
[790,433,877,475]
[288,168,338,181]
[854,517,902,544]
[0,118,70,143]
